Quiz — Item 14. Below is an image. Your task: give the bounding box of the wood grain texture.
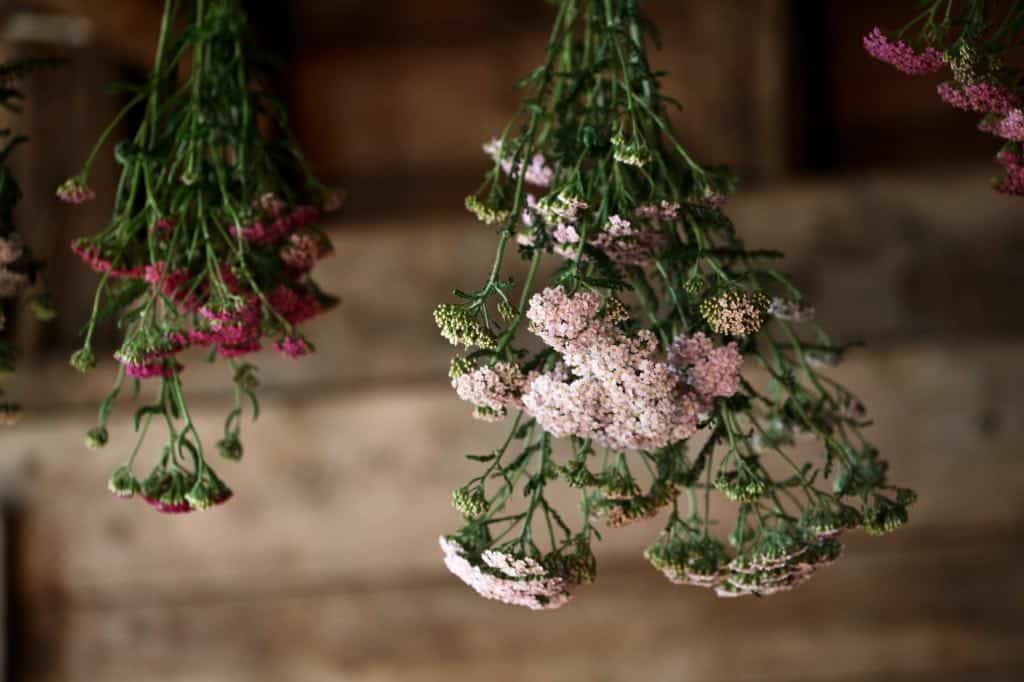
[16,538,1024,682]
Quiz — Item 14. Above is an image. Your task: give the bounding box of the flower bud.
[699,289,770,336]
[84,426,108,449]
[434,304,497,349]
[107,465,139,499]
[452,486,489,519]
[29,292,58,322]
[70,347,96,372]
[217,436,243,461]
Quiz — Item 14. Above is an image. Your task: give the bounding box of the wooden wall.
[0,1,1023,681]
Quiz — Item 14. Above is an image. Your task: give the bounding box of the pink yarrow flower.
[56,178,96,204]
[937,81,1021,114]
[979,109,1024,142]
[995,150,1024,196]
[272,336,311,358]
[863,27,944,75]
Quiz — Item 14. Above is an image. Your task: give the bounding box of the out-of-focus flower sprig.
[864,1,1024,195]
[63,0,340,514]
[0,58,62,425]
[436,0,914,610]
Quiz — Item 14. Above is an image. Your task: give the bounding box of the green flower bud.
[452,486,489,519]
[107,465,139,499]
[70,347,96,372]
[29,292,58,322]
[434,304,496,349]
[714,467,768,503]
[464,195,509,225]
[448,356,476,381]
[217,436,243,461]
[84,426,108,450]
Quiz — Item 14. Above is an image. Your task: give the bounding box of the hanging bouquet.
[0,59,60,425]
[436,0,914,609]
[62,0,339,513]
[864,1,1024,195]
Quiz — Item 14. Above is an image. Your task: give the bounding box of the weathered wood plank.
[290,2,792,183]
[2,340,1023,602]
[18,539,1024,682]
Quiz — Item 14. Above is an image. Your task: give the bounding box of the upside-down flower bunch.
[0,59,60,425]
[436,0,914,609]
[63,0,338,513]
[864,1,1024,195]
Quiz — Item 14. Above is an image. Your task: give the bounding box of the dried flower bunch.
[0,59,60,426]
[436,0,914,609]
[63,0,339,513]
[865,1,1024,195]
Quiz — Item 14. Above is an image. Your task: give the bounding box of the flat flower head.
[862,27,944,75]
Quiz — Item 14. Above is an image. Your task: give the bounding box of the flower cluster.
[0,59,59,424]
[64,0,338,513]
[863,27,945,75]
[436,0,913,609]
[865,4,1024,196]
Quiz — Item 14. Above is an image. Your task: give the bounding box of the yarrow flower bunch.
[0,59,60,425]
[864,2,1024,195]
[63,0,339,513]
[436,0,914,609]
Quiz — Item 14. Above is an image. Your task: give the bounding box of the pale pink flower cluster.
[525,330,701,451]
[591,214,668,266]
[669,333,743,402]
[0,236,23,266]
[862,27,945,75]
[979,109,1024,142]
[768,297,816,322]
[634,201,680,221]
[521,288,744,451]
[439,536,574,610]
[0,268,28,298]
[452,362,526,413]
[525,286,612,355]
[937,81,1021,114]
[0,236,26,298]
[483,139,554,188]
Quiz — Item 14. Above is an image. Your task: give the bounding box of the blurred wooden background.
[0,1,1023,680]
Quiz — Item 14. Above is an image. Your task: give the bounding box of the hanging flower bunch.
[864,1,1024,195]
[436,0,914,610]
[0,59,60,425]
[62,0,339,513]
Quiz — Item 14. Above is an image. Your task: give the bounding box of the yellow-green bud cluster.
[714,468,768,503]
[611,133,652,167]
[70,347,96,372]
[85,426,109,450]
[434,304,497,349]
[448,356,476,381]
[699,289,770,336]
[452,485,489,519]
[465,195,510,225]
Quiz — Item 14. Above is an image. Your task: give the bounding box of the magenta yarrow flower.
[995,150,1024,196]
[937,81,1021,114]
[863,27,945,75]
[979,109,1024,142]
[272,336,311,358]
